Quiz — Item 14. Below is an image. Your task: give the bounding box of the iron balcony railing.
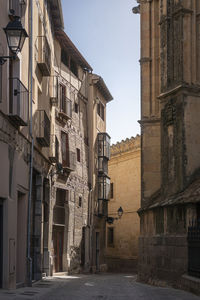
[98,174,110,201]
[36,110,50,147]
[98,157,108,175]
[9,77,28,126]
[98,132,111,160]
[59,96,72,120]
[37,36,51,76]
[98,199,108,217]
[49,135,59,163]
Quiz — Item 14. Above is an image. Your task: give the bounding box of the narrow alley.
[0,274,199,300]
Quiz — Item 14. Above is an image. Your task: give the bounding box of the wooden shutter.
[61,132,69,167]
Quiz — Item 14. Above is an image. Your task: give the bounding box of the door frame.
[52,225,64,273]
[96,231,100,271]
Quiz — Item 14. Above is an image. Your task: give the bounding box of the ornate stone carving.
[160,0,184,92]
[162,99,176,127]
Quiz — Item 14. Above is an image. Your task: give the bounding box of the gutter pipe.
[27,0,33,286]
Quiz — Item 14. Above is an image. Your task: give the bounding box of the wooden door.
[96,232,100,271]
[53,226,64,273]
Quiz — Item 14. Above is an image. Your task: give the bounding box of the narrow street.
[0,274,199,300]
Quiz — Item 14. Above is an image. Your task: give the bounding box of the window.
[97,102,104,121]
[59,84,66,113]
[98,175,110,201]
[98,133,110,159]
[107,227,114,247]
[70,59,78,77]
[61,49,69,68]
[155,207,164,234]
[110,183,114,199]
[61,132,69,167]
[79,196,82,207]
[75,103,79,113]
[76,148,80,162]
[53,189,66,225]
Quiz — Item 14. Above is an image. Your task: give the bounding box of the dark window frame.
[76,148,80,162]
[110,183,114,199]
[61,131,69,167]
[97,101,105,121]
[79,196,82,207]
[70,59,78,77]
[75,102,79,113]
[107,227,114,247]
[61,49,69,68]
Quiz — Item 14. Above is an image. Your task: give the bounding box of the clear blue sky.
[61,0,140,144]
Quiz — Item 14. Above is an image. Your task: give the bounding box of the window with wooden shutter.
[97,101,104,121]
[76,148,80,162]
[61,132,69,168]
[110,183,114,199]
[60,84,66,113]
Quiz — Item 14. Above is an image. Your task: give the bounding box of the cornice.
[111,135,141,157]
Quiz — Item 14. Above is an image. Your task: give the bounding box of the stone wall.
[105,136,141,272]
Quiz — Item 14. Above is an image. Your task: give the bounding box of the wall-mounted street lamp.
[0,16,28,65]
[106,206,124,224]
[50,162,64,182]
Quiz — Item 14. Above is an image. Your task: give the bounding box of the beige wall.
[105,136,141,271]
[0,0,30,288]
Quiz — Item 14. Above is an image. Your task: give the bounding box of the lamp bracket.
[0,55,16,65]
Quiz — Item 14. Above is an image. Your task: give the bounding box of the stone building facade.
[0,0,113,289]
[105,136,141,272]
[49,30,93,275]
[134,0,200,294]
[88,74,113,273]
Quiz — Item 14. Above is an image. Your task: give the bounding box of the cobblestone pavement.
[0,274,200,300]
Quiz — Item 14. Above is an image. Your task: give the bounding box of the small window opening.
[76,148,80,162]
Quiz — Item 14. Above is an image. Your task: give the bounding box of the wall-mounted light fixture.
[50,162,64,182]
[106,206,124,224]
[0,16,28,65]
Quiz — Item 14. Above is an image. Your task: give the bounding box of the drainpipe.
[27,0,33,286]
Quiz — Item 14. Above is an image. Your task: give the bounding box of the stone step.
[53,272,68,276]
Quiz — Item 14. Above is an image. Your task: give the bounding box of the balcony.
[58,96,72,121]
[98,132,111,160]
[35,110,50,147]
[49,135,59,163]
[37,36,51,76]
[98,174,110,201]
[9,78,28,126]
[98,199,108,217]
[98,157,108,175]
[62,150,76,172]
